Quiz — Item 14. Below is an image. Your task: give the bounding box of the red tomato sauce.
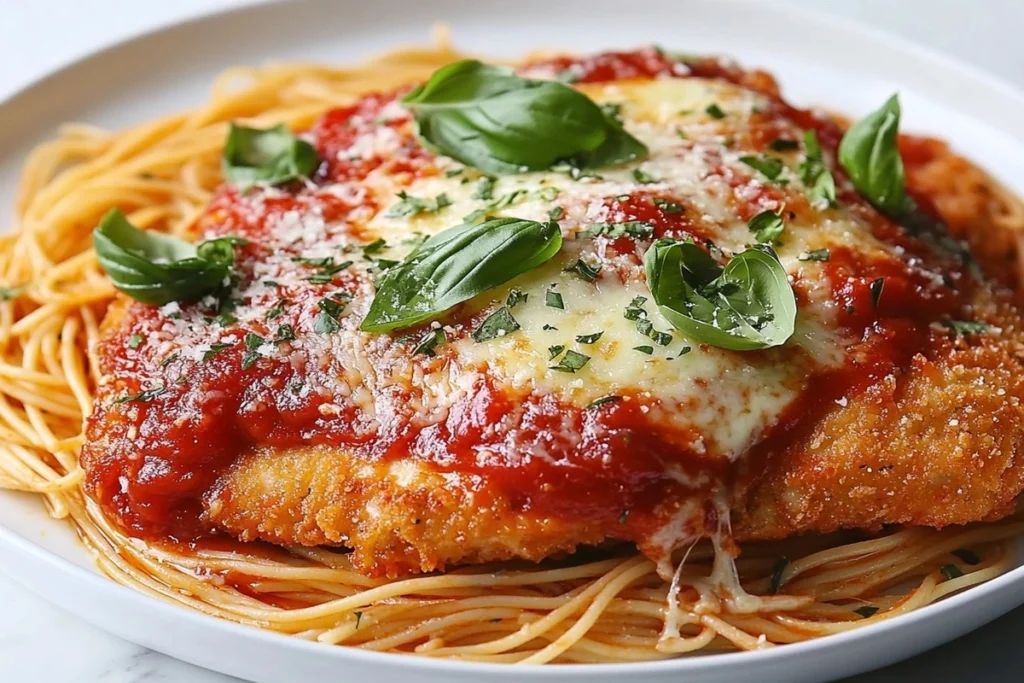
[83,49,972,551]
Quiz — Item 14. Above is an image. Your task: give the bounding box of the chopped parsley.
[940,564,964,580]
[747,210,785,243]
[385,191,451,218]
[798,130,837,206]
[472,176,496,200]
[633,345,654,355]
[127,334,144,350]
[354,611,363,629]
[624,296,648,321]
[549,349,590,373]
[705,103,726,119]
[798,248,831,262]
[542,324,558,331]
[575,331,603,344]
[241,332,265,369]
[548,206,565,221]
[632,168,659,184]
[740,154,784,180]
[944,320,988,335]
[274,324,296,342]
[674,345,693,359]
[266,298,288,320]
[506,289,528,308]
[114,385,166,404]
[548,344,565,360]
[584,221,654,239]
[637,318,672,346]
[652,197,684,214]
[870,277,885,308]
[361,238,388,255]
[302,258,352,284]
[769,138,800,152]
[445,168,463,178]
[586,395,622,410]
[853,606,879,619]
[413,328,446,356]
[545,289,564,309]
[472,307,520,342]
[769,557,789,594]
[202,342,233,362]
[564,258,601,282]
[314,297,346,334]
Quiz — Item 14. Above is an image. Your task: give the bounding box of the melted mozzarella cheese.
[343,77,888,459]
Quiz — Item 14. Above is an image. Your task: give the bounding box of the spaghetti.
[2,38,1024,664]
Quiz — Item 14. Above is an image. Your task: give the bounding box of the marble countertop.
[2,1,1024,681]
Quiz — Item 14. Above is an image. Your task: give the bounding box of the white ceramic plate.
[2,1,1024,681]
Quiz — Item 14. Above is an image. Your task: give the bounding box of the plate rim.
[2,0,1024,678]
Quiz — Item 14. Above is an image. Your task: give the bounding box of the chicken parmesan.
[7,43,1024,661]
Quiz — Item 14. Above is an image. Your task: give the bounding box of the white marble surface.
[2,1,1024,681]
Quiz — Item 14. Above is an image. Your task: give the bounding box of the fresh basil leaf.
[838,94,910,215]
[799,131,837,206]
[361,217,562,332]
[401,60,648,175]
[222,123,319,188]
[93,209,239,306]
[748,210,785,243]
[643,239,797,351]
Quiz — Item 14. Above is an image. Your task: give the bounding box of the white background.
[1,1,1023,681]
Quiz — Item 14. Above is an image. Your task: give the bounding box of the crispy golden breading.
[206,451,609,577]
[737,292,1024,539]
[205,289,1024,577]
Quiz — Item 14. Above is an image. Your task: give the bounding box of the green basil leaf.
[838,95,910,215]
[401,60,648,175]
[643,239,796,351]
[93,209,238,306]
[361,216,562,332]
[222,123,320,188]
